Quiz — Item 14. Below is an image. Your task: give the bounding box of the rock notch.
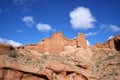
[36,31,87,53]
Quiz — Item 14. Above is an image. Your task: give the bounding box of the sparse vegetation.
[9,50,19,58]
[92,48,120,80]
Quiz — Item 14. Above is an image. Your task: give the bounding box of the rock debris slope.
[0,32,120,80]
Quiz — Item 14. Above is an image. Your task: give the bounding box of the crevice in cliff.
[32,73,49,80]
[76,64,88,69]
[66,71,74,75]
[114,39,120,51]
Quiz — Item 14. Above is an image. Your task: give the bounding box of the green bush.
[9,50,19,58]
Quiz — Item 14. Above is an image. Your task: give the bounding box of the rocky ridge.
[0,32,120,80]
[36,31,87,53]
[95,34,120,51]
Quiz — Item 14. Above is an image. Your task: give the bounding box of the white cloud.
[85,31,99,37]
[36,23,52,32]
[69,7,96,30]
[22,16,54,32]
[107,36,114,40]
[0,37,22,46]
[109,25,120,32]
[22,16,35,27]
[86,40,90,46]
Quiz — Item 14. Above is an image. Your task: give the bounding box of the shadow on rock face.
[114,39,120,51]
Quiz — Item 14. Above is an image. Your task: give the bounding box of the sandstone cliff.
[36,31,87,53]
[0,32,120,80]
[95,34,120,51]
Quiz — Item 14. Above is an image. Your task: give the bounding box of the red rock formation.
[0,55,96,80]
[1,33,120,80]
[77,33,87,49]
[36,32,87,53]
[94,34,120,51]
[36,32,67,53]
[0,43,13,55]
[0,68,49,80]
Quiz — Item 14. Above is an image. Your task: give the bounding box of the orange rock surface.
[95,34,120,51]
[36,32,87,53]
[0,43,13,55]
[0,32,120,80]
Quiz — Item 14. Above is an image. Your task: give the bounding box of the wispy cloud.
[85,24,120,37]
[69,7,96,30]
[0,37,22,46]
[36,23,52,32]
[13,0,37,12]
[22,16,35,27]
[100,24,120,32]
[14,0,36,5]
[16,29,23,32]
[109,25,120,32]
[14,0,28,6]
[85,31,99,37]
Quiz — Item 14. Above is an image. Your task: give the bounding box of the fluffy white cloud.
[0,37,22,46]
[22,16,35,27]
[69,7,96,30]
[109,25,120,32]
[22,16,54,32]
[107,36,114,40]
[86,40,90,46]
[36,23,52,32]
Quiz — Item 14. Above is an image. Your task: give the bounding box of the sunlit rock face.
[37,31,87,53]
[1,32,120,80]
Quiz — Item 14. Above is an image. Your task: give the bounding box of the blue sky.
[0,0,120,46]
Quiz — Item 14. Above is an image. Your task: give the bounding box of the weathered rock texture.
[0,32,120,80]
[36,32,87,53]
[91,47,120,80]
[0,48,97,80]
[95,34,120,51]
[0,43,13,55]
